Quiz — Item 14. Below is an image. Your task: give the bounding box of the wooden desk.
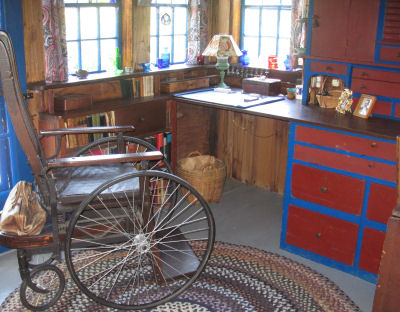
[173,89,400,283]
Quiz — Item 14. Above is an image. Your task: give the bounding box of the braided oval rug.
[1,241,360,312]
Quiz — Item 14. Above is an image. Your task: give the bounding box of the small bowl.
[76,69,89,79]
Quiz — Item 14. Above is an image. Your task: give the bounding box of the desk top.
[174,89,400,141]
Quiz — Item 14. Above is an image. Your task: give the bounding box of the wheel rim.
[65,171,215,310]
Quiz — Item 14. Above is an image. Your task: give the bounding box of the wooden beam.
[22,0,45,84]
[133,3,151,70]
[121,0,133,69]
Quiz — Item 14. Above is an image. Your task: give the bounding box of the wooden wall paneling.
[22,0,45,84]
[230,0,241,63]
[121,0,134,69]
[176,102,214,161]
[217,0,231,34]
[52,81,123,102]
[216,109,234,178]
[133,3,150,70]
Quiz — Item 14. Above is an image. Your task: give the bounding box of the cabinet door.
[346,0,380,61]
[311,0,348,59]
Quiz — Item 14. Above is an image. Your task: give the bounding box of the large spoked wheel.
[20,264,65,311]
[73,136,173,173]
[65,170,215,310]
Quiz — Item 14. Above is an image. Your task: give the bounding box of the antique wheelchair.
[0,31,215,310]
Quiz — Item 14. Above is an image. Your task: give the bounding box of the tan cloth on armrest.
[0,181,46,236]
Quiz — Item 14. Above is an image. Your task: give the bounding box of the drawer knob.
[139,116,145,122]
[361,71,367,76]
[325,66,332,71]
[316,232,322,238]
[320,186,328,193]
[371,142,377,148]
[368,163,374,168]
[397,52,400,58]
[360,84,366,89]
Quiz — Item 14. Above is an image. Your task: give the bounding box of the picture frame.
[336,89,353,114]
[353,94,376,118]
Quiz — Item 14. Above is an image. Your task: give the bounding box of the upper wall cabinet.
[375,0,400,65]
[310,0,380,62]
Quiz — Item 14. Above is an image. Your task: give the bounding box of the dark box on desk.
[54,94,92,112]
[242,78,281,96]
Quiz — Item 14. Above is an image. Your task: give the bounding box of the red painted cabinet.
[311,0,379,61]
[282,123,396,282]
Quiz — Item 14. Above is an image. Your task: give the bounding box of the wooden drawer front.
[379,46,400,63]
[292,164,364,215]
[295,125,396,162]
[310,61,347,76]
[351,78,399,99]
[286,205,358,265]
[352,68,400,83]
[294,144,396,182]
[367,183,397,224]
[352,97,392,116]
[114,101,166,136]
[358,227,385,275]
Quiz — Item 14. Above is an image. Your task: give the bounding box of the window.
[242,0,292,66]
[64,0,121,74]
[150,0,188,65]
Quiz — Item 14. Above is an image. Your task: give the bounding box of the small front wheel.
[20,264,65,311]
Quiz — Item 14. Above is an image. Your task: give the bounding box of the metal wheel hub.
[133,233,151,254]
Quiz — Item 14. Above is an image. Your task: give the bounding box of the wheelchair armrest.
[47,151,163,168]
[39,125,135,136]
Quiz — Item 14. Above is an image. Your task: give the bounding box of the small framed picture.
[336,89,353,114]
[353,95,376,118]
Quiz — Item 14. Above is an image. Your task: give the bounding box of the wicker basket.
[177,152,226,203]
[317,77,344,109]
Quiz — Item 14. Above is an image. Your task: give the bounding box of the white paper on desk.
[176,90,284,108]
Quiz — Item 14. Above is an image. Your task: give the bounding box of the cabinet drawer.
[309,61,347,76]
[358,227,385,275]
[379,46,400,63]
[367,183,396,224]
[292,164,364,215]
[352,68,400,83]
[295,125,396,162]
[294,144,396,182]
[286,205,358,265]
[351,78,399,98]
[114,101,166,136]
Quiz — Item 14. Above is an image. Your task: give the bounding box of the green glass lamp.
[202,34,242,88]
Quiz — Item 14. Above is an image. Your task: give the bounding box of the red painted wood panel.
[379,46,400,63]
[310,61,347,76]
[351,78,399,98]
[295,126,396,162]
[292,163,364,215]
[352,97,392,117]
[359,227,386,275]
[286,205,358,265]
[294,144,396,182]
[310,0,348,59]
[352,68,400,83]
[393,103,400,117]
[367,183,397,224]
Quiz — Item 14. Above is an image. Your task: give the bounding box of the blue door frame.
[0,0,33,252]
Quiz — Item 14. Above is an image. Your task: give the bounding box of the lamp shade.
[202,34,242,57]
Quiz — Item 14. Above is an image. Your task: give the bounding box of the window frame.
[240,0,291,61]
[150,1,188,65]
[64,0,122,74]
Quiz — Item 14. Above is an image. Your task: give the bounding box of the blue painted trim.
[280,243,378,284]
[353,182,370,268]
[374,0,386,63]
[281,122,297,247]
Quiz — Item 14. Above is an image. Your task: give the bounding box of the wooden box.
[160,77,210,94]
[242,77,281,96]
[54,94,92,112]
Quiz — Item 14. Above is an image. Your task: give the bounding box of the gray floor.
[0,179,376,311]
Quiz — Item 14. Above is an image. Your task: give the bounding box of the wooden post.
[121,0,134,69]
[133,3,151,70]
